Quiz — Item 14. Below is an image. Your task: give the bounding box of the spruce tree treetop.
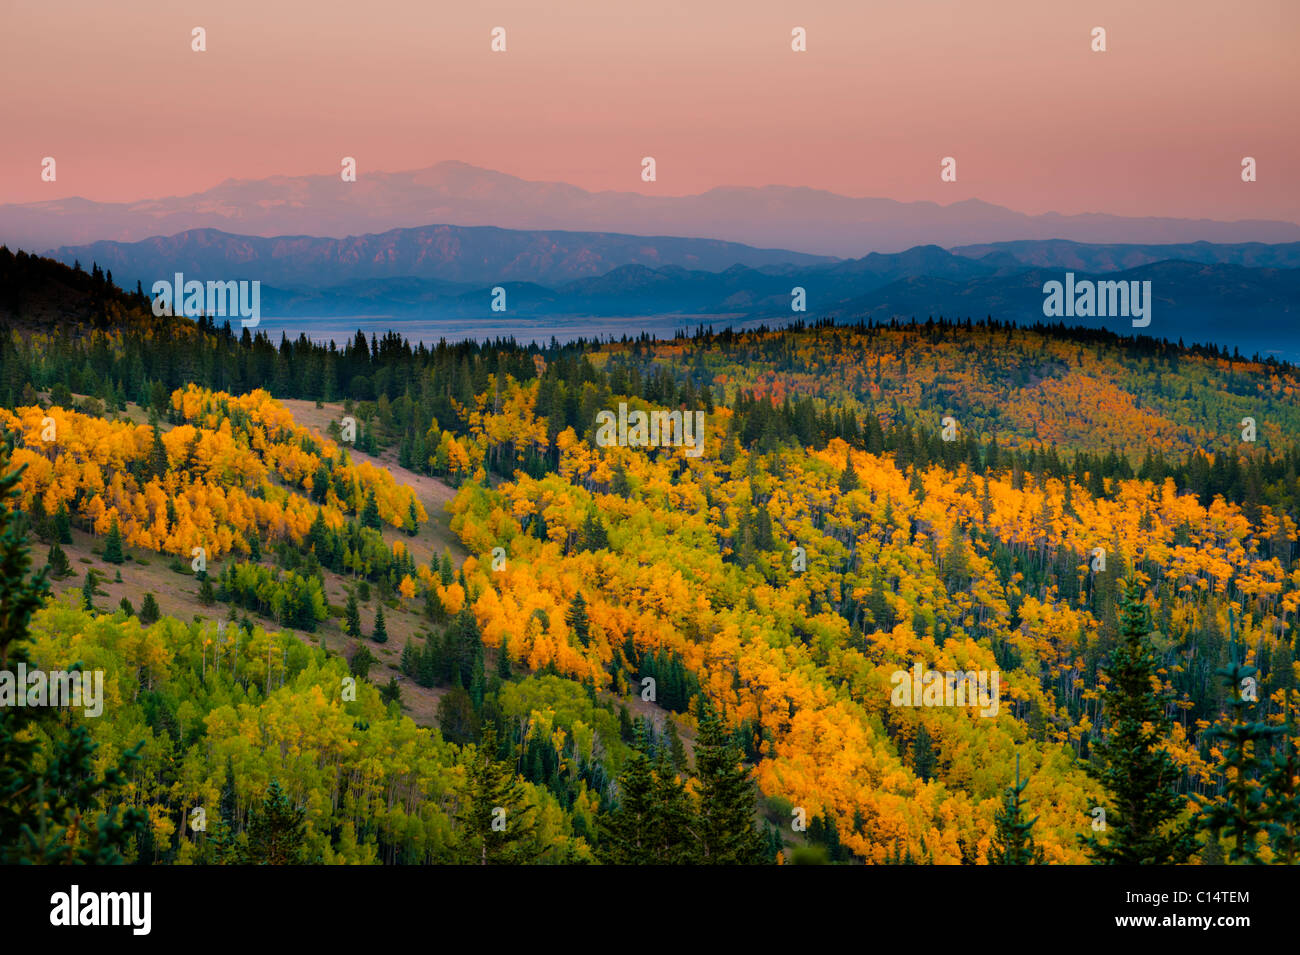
[1083,578,1197,865]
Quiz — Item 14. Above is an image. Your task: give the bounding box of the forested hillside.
[1,249,1296,865]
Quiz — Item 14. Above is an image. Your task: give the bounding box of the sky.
[1,0,1297,221]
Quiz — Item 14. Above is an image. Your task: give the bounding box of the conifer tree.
[496,635,512,680]
[694,702,766,864]
[1196,640,1283,864]
[344,593,362,639]
[1260,694,1299,865]
[455,725,537,864]
[53,504,72,544]
[597,746,657,864]
[371,605,388,643]
[838,454,859,493]
[579,512,609,552]
[103,518,125,564]
[139,592,161,625]
[566,591,590,647]
[45,542,70,579]
[912,724,936,783]
[246,778,306,865]
[81,569,100,611]
[149,421,169,477]
[989,754,1045,864]
[1083,579,1197,864]
[360,490,382,530]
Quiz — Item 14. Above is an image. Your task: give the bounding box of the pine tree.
[496,635,512,680]
[218,757,239,831]
[81,569,100,611]
[380,676,402,706]
[53,504,71,544]
[912,724,936,782]
[1083,579,1197,864]
[989,754,1045,864]
[694,702,767,864]
[246,778,306,864]
[597,747,657,864]
[455,725,538,864]
[0,455,147,862]
[579,512,609,552]
[1196,636,1283,864]
[360,490,382,530]
[838,454,859,494]
[1260,693,1299,865]
[344,593,362,639]
[103,518,125,564]
[371,605,388,643]
[45,542,71,579]
[566,591,590,647]
[349,643,375,679]
[149,421,168,478]
[139,592,160,625]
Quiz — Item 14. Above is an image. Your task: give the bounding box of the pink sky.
[2,0,1296,220]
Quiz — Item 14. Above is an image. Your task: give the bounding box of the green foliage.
[0,454,147,863]
[455,725,539,864]
[102,518,125,564]
[989,755,1045,864]
[1083,579,1197,864]
[139,592,160,625]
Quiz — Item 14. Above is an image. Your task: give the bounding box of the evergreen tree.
[371,605,388,643]
[380,676,402,706]
[838,454,859,493]
[218,757,239,831]
[53,504,72,544]
[349,643,375,680]
[597,746,657,864]
[103,518,125,564]
[1083,579,1197,864]
[566,591,590,647]
[579,512,609,552]
[1260,694,1299,865]
[694,702,766,864]
[45,542,71,579]
[246,778,306,864]
[360,490,382,530]
[344,593,362,639]
[81,569,100,611]
[989,754,1045,864]
[149,422,168,478]
[1196,640,1282,864]
[139,592,160,625]
[455,725,538,864]
[912,724,936,783]
[496,635,512,680]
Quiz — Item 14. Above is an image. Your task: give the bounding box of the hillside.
[2,254,1297,866]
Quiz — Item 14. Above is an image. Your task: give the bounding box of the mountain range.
[8,161,1300,257]
[38,225,1300,360]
